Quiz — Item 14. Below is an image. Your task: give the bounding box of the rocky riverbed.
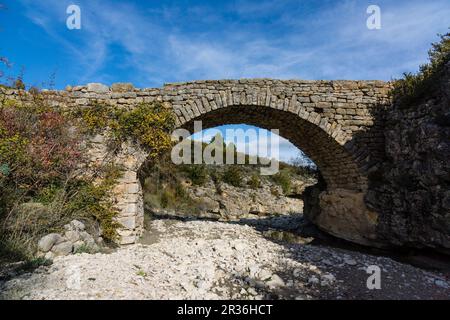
[1,217,449,300]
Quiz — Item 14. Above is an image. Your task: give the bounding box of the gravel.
[1,219,449,300]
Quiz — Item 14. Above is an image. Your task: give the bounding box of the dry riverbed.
[1,218,449,300]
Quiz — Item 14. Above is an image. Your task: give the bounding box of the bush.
[392,32,450,107]
[272,169,292,194]
[76,102,176,158]
[248,174,261,189]
[222,165,243,187]
[160,190,172,208]
[182,164,208,186]
[0,93,176,262]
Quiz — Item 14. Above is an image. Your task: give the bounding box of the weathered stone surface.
[306,188,379,246]
[87,83,109,93]
[118,216,136,230]
[64,230,81,243]
[111,82,134,92]
[72,240,85,252]
[51,241,73,256]
[64,219,85,232]
[38,234,64,253]
[366,61,450,252]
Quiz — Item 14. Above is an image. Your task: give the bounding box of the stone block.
[87,83,109,93]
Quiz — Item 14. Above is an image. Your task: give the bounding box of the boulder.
[38,233,64,253]
[44,251,55,260]
[64,230,81,243]
[266,274,285,288]
[51,241,73,256]
[64,219,85,232]
[80,231,99,251]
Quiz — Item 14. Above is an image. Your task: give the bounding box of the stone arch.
[0,80,396,247]
[167,97,379,246]
[179,103,366,191]
[62,79,390,246]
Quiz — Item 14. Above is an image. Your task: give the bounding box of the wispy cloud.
[15,0,450,86]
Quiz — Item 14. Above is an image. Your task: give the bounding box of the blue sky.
[1,0,449,162]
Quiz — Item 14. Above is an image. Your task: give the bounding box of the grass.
[73,243,95,254]
[136,270,148,278]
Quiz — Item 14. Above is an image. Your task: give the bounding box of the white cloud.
[17,0,450,85]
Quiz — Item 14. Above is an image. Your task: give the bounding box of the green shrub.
[272,169,292,194]
[182,164,208,186]
[0,92,181,262]
[222,165,243,187]
[62,165,122,242]
[76,102,176,158]
[74,243,94,254]
[160,189,173,208]
[392,32,450,107]
[248,174,261,189]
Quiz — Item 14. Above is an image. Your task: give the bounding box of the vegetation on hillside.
[392,32,450,107]
[142,135,317,215]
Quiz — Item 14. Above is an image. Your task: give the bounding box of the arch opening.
[179,105,367,191]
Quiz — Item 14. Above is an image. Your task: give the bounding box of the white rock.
[266,274,285,288]
[111,82,134,92]
[247,287,258,296]
[322,274,336,282]
[80,231,95,245]
[64,230,81,243]
[70,220,86,231]
[38,233,64,252]
[321,273,336,286]
[44,251,55,260]
[248,265,260,278]
[73,240,86,252]
[87,83,109,93]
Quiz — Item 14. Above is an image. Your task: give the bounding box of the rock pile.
[37,220,102,259]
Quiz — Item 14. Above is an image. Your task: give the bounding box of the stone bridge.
[2,80,394,246]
